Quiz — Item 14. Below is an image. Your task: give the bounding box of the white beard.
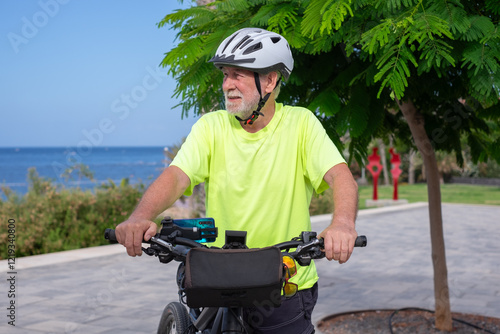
[224,90,260,119]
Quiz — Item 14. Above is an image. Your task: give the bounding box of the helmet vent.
[239,38,254,49]
[242,42,263,55]
[232,35,251,53]
[271,36,281,44]
[221,33,238,54]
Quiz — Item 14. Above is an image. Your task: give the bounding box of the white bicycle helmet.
[209,28,294,125]
[209,28,294,81]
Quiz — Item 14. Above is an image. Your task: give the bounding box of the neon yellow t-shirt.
[171,102,346,290]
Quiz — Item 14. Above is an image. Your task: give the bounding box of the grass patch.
[310,183,500,214]
[358,183,500,208]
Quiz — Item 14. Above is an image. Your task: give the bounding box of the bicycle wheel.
[157,302,191,334]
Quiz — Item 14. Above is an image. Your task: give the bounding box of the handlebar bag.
[184,246,283,308]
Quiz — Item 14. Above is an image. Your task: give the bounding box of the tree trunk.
[408,149,416,184]
[378,139,390,185]
[397,98,452,331]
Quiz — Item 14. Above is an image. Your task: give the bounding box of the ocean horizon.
[0,146,169,195]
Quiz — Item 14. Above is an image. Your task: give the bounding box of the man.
[116,28,359,333]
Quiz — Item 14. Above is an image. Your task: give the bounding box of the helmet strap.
[235,109,264,125]
[235,72,271,125]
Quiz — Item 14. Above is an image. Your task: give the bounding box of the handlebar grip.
[355,235,367,247]
[104,228,118,244]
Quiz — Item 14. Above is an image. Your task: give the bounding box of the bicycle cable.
[229,308,250,334]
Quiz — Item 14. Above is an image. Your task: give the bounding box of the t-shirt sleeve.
[170,117,211,196]
[301,111,346,194]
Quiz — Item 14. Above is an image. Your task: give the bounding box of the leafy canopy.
[158,0,500,165]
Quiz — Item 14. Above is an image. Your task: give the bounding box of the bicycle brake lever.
[294,238,321,255]
[143,235,174,255]
[150,236,174,252]
[142,247,157,256]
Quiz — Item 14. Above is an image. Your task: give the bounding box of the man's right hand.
[113,165,190,257]
[115,218,158,257]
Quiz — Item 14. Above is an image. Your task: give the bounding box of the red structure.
[389,148,402,200]
[366,147,382,200]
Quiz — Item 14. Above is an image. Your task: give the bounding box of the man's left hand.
[319,223,358,264]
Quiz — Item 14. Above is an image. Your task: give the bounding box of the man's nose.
[222,76,236,91]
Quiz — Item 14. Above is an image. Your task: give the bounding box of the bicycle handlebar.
[104,228,118,244]
[104,227,367,265]
[104,228,366,247]
[273,235,367,250]
[104,228,204,248]
[355,235,368,247]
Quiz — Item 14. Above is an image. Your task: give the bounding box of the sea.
[0,147,168,196]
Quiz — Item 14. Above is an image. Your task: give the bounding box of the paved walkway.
[1,203,499,333]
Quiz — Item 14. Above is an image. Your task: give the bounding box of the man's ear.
[263,72,279,94]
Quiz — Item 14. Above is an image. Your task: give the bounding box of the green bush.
[0,168,144,259]
[309,188,334,216]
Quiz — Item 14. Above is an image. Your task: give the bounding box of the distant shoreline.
[0,146,167,197]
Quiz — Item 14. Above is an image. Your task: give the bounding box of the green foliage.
[0,168,144,259]
[158,0,500,166]
[360,7,456,99]
[302,0,353,37]
[61,162,95,187]
[309,187,333,215]
[267,3,299,33]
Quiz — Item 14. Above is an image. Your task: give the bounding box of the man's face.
[222,67,260,119]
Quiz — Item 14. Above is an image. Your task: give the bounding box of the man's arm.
[318,163,359,263]
[115,165,190,257]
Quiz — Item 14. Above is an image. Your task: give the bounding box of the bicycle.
[105,217,367,334]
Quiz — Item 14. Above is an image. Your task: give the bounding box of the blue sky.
[1,0,201,148]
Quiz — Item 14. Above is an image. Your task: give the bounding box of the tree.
[158,0,500,330]
[61,163,95,189]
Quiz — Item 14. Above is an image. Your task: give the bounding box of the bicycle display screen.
[173,218,217,243]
